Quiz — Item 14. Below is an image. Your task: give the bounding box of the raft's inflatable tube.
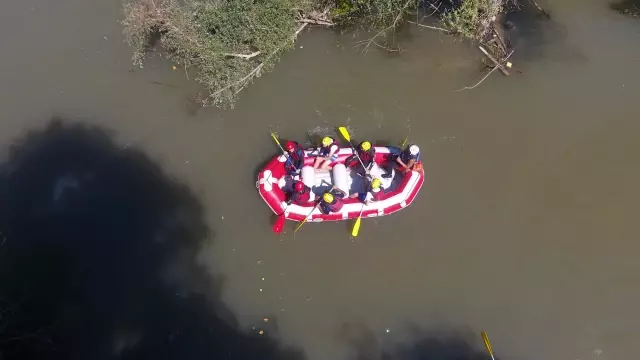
[332,163,348,194]
[257,146,424,222]
[301,165,315,189]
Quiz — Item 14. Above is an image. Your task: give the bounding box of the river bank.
[123,0,554,108]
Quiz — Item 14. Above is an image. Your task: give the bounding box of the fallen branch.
[455,49,514,91]
[224,51,261,59]
[298,18,334,26]
[479,45,509,76]
[407,20,450,33]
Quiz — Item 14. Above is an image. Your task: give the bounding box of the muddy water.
[1,0,639,359]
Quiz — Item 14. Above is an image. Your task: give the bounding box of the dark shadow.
[0,119,305,360]
[343,323,488,360]
[503,1,586,64]
[610,0,640,17]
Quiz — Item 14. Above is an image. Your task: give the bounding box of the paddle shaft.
[294,201,319,233]
[347,141,369,174]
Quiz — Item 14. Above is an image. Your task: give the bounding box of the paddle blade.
[338,126,351,142]
[351,216,362,237]
[270,130,281,147]
[481,331,495,359]
[273,214,285,233]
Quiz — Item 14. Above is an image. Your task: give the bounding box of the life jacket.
[293,186,311,205]
[319,137,339,156]
[286,143,305,171]
[321,197,344,213]
[358,148,375,165]
[401,147,420,165]
[368,186,383,201]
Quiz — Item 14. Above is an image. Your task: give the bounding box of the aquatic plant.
[121,0,518,108]
[123,0,326,108]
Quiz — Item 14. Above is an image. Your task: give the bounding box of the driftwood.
[224,51,261,60]
[297,18,334,26]
[479,45,510,76]
[455,49,514,91]
[407,20,450,33]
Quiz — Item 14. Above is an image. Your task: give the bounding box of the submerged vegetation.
[122,0,518,108]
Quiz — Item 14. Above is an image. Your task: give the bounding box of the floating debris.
[263,317,269,323]
[258,330,264,335]
[259,288,263,292]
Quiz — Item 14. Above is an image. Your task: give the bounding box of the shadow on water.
[0,119,304,360]
[342,323,488,360]
[504,1,587,64]
[610,0,640,16]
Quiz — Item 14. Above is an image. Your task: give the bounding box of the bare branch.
[223,51,262,59]
[455,50,514,91]
[407,20,450,33]
[297,18,334,26]
[355,0,413,54]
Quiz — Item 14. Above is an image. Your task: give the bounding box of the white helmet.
[409,145,420,155]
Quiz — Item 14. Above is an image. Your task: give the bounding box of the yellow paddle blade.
[481,331,494,358]
[338,126,351,142]
[270,130,282,147]
[401,136,408,149]
[351,216,362,237]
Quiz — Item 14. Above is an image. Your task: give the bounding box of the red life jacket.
[325,197,344,212]
[359,148,375,165]
[294,187,311,205]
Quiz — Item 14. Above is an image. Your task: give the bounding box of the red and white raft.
[257,146,424,222]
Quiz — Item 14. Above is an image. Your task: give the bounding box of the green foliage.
[123,0,309,108]
[442,0,503,40]
[332,0,416,27]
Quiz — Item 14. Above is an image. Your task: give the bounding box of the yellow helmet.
[323,192,334,203]
[371,178,382,189]
[360,141,372,151]
[322,137,333,147]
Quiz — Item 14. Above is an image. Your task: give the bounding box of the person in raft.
[286,181,312,205]
[349,177,384,205]
[284,141,305,177]
[318,187,346,215]
[382,144,420,178]
[313,136,340,170]
[346,141,375,173]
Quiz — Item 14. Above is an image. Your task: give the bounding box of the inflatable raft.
[257,146,424,222]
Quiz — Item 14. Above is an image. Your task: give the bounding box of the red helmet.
[285,141,296,151]
[294,181,304,192]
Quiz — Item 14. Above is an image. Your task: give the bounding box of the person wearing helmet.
[313,136,340,170]
[349,177,384,204]
[347,141,376,172]
[287,180,312,205]
[382,144,421,178]
[284,141,305,177]
[317,187,346,214]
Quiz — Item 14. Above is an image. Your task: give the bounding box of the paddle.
[337,126,368,174]
[481,331,496,360]
[351,203,365,237]
[294,201,319,234]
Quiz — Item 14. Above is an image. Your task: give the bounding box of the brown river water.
[1,0,639,359]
